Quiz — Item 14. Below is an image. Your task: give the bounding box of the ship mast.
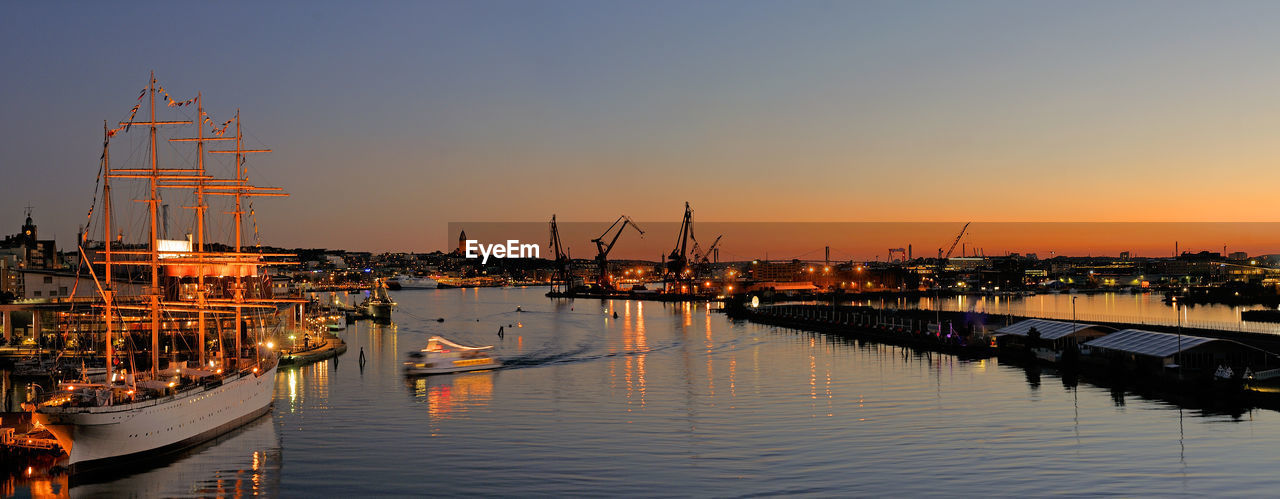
[102,121,115,383]
[196,93,206,367]
[209,111,271,370]
[234,111,244,368]
[106,74,296,378]
[112,71,193,376]
[170,95,238,369]
[148,72,161,377]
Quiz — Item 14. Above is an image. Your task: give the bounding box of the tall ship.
[30,73,301,472]
[361,278,397,324]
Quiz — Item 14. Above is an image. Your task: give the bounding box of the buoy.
[613,311,618,319]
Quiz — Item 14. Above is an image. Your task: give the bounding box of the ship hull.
[389,276,438,289]
[403,360,499,375]
[394,281,438,289]
[34,363,278,472]
[368,303,393,324]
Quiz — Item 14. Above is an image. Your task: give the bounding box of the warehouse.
[1083,328,1280,378]
[994,318,1115,361]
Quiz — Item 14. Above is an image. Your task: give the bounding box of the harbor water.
[866,291,1280,334]
[10,287,1280,496]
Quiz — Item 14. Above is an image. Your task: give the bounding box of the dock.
[727,303,993,356]
[278,333,347,367]
[725,300,1280,406]
[0,412,64,460]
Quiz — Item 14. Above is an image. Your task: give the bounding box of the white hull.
[390,275,438,289]
[403,359,499,375]
[34,363,278,470]
[403,336,498,375]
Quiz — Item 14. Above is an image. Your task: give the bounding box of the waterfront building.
[0,210,61,270]
[1083,329,1280,376]
[750,260,802,281]
[994,318,1114,361]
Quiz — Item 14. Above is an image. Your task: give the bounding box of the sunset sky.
[4,1,1280,258]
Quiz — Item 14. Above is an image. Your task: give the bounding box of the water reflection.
[617,300,647,410]
[408,372,494,423]
[6,415,281,498]
[872,292,1280,333]
[142,287,1280,496]
[281,355,332,413]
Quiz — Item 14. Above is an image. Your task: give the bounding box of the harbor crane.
[932,221,971,288]
[548,215,570,291]
[592,215,644,289]
[693,234,723,265]
[941,222,971,260]
[888,247,907,263]
[667,202,694,277]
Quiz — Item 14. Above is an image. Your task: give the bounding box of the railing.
[768,296,1280,335]
[285,337,328,355]
[752,305,982,341]
[979,310,1280,335]
[867,305,1280,335]
[41,370,252,413]
[1251,368,1280,381]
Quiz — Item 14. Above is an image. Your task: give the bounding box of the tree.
[1027,326,1041,350]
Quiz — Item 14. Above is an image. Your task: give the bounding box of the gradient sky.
[4,1,1280,256]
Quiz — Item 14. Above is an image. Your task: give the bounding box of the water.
[862,291,1280,334]
[11,287,1280,496]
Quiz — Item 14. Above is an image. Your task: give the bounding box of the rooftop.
[1083,329,1216,358]
[995,318,1113,341]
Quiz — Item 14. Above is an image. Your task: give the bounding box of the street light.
[1173,296,1182,374]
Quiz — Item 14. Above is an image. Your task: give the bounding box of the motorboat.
[403,336,498,375]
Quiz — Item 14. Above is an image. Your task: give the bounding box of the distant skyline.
[451,222,1280,261]
[5,1,1280,254]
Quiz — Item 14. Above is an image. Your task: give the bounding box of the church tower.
[21,208,36,246]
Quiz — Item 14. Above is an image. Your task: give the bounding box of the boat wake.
[499,342,683,369]
[497,336,761,370]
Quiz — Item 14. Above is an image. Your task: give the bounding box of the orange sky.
[450,222,1280,261]
[8,4,1280,255]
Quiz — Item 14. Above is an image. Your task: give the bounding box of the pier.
[726,301,1280,402]
[278,332,347,367]
[729,301,1280,354]
[727,303,994,356]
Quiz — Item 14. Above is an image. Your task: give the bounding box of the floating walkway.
[279,332,347,367]
[726,303,995,356]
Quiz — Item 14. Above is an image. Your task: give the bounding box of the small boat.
[326,314,347,331]
[630,284,660,295]
[11,356,62,378]
[403,336,498,375]
[1242,308,1280,323]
